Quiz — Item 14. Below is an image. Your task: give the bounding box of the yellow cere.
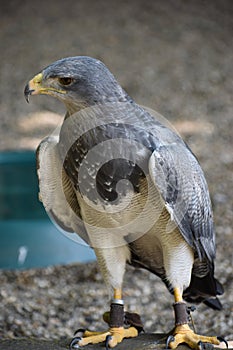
[29,72,67,95]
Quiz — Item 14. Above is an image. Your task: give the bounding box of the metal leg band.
[111,298,124,305]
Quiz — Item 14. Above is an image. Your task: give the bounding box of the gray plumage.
[25,56,223,309]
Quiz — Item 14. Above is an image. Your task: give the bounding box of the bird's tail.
[183,270,224,310]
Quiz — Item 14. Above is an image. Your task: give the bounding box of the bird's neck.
[64,92,134,120]
[64,100,89,118]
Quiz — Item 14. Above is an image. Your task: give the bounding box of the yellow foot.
[167,324,221,349]
[70,326,138,349]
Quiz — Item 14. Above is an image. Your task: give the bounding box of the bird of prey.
[24,56,224,349]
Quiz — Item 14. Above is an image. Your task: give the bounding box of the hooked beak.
[24,84,34,103]
[24,73,43,103]
[24,72,67,103]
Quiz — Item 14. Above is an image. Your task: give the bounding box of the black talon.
[74,328,86,337]
[166,335,175,349]
[217,336,228,349]
[69,336,81,349]
[105,335,112,350]
[198,341,205,350]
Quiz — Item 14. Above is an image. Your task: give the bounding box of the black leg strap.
[109,303,124,328]
[173,302,189,325]
[124,311,144,332]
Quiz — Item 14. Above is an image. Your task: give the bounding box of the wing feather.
[36,134,88,243]
[149,141,215,262]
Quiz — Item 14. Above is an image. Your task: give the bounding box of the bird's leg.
[167,287,221,349]
[70,288,139,349]
[105,288,139,348]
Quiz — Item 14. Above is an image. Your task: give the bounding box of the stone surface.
[0,334,232,350]
[0,335,232,350]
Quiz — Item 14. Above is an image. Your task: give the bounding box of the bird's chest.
[75,174,169,248]
[60,122,154,206]
[59,119,171,245]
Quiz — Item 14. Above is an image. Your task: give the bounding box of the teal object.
[0,151,95,269]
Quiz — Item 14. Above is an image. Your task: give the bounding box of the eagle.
[24,56,224,349]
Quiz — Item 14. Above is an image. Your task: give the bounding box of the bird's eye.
[58,77,73,86]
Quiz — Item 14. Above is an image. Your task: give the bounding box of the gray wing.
[149,141,215,262]
[36,133,89,244]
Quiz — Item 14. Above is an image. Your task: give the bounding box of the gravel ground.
[0,263,233,342]
[0,0,232,345]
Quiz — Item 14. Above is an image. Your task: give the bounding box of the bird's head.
[24,56,130,114]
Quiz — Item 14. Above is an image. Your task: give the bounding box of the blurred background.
[1,0,232,151]
[0,0,232,341]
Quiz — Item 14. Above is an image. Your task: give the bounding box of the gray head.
[24,56,131,113]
